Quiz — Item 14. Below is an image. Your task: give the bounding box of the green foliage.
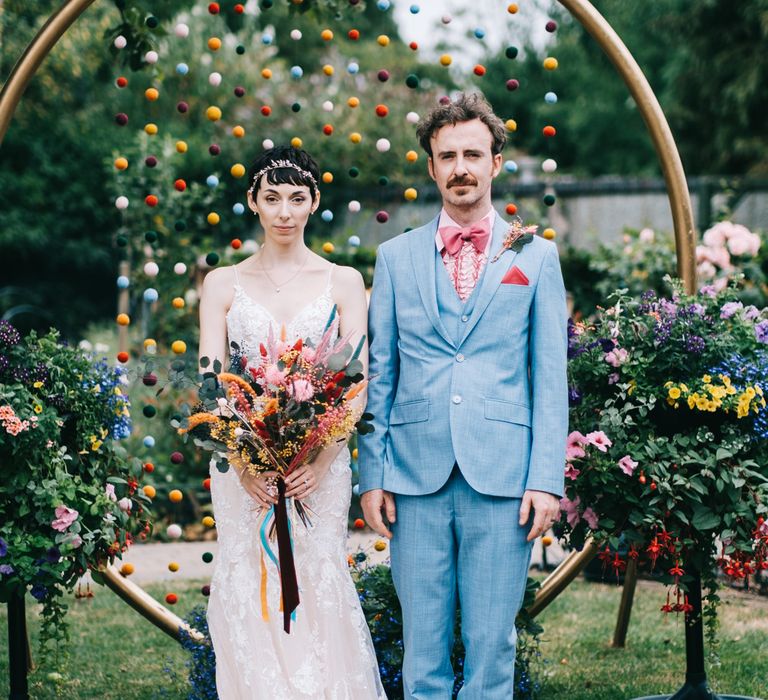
[0,321,150,661]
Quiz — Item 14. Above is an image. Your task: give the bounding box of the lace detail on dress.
[209,275,385,700]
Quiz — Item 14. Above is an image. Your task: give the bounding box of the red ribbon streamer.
[275,478,300,633]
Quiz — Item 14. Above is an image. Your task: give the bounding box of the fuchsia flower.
[618,455,639,476]
[585,431,613,452]
[51,505,79,532]
[287,378,315,402]
[560,496,581,528]
[566,430,587,460]
[582,508,599,529]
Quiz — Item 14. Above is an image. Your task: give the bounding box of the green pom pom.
[145,16,159,29]
[116,235,128,247]
[236,45,245,55]
[142,405,157,418]
[505,46,519,59]
[405,74,420,89]
[202,552,214,563]
[206,252,220,266]
[348,167,360,178]
[378,176,389,186]
[144,230,158,243]
[174,219,186,232]
[543,194,556,206]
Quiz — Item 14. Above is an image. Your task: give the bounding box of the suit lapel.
[409,215,456,348]
[458,213,517,348]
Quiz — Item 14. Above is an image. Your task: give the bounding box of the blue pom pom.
[117,275,130,289]
[348,235,361,247]
[143,288,159,303]
[321,210,334,222]
[504,160,519,173]
[409,4,420,13]
[175,63,189,75]
[290,65,303,79]
[206,175,219,187]
[232,202,245,215]
[261,33,273,45]
[545,91,558,104]
[377,0,391,10]
[143,435,155,448]
[474,28,486,39]
[347,62,359,75]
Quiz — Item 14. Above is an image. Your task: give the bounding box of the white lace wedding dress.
[207,268,386,699]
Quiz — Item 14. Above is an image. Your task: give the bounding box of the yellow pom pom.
[142,485,156,499]
[439,54,452,67]
[230,163,246,178]
[542,535,553,547]
[322,64,334,76]
[208,37,222,51]
[176,140,188,153]
[322,242,335,254]
[322,172,334,184]
[542,228,556,240]
[114,157,128,170]
[169,489,183,503]
[405,150,419,163]
[171,340,187,354]
[505,119,518,132]
[349,132,362,144]
[143,338,157,350]
[120,563,135,576]
[168,562,180,572]
[374,540,387,552]
[202,516,216,528]
[347,96,360,108]
[206,106,222,121]
[116,313,130,326]
[144,123,158,135]
[145,87,159,101]
[232,125,245,138]
[404,188,418,201]
[207,212,220,225]
[377,35,390,47]
[352,448,359,460]
[508,3,519,13]
[172,297,185,309]
[290,137,303,148]
[543,57,559,71]
[261,68,273,79]
[321,29,333,41]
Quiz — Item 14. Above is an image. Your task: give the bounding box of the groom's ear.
[427,156,436,181]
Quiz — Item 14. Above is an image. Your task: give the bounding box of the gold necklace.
[258,247,310,293]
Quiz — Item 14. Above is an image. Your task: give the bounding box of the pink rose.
[585,431,612,452]
[565,431,587,460]
[582,507,599,529]
[287,378,315,402]
[618,455,638,476]
[702,222,729,248]
[51,505,79,532]
[727,227,761,257]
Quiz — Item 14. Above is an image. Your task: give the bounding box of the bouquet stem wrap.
[275,479,299,633]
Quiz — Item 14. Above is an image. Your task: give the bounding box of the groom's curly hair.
[416,92,506,158]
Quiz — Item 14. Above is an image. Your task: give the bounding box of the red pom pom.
[117,351,129,363]
[174,179,187,192]
[348,29,360,40]
[203,478,211,491]
[208,3,220,14]
[234,3,245,13]
[473,64,486,76]
[165,593,178,605]
[409,41,418,50]
[322,124,334,135]
[145,194,159,207]
[506,203,518,215]
[260,105,272,117]
[542,125,557,137]
[116,76,128,88]
[375,104,388,117]
[231,238,242,249]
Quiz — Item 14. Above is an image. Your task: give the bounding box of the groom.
[359,92,568,699]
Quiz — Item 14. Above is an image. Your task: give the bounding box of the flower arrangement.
[0,321,150,659]
[178,310,371,631]
[697,221,762,293]
[562,281,768,638]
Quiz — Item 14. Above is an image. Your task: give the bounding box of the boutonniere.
[491,218,538,263]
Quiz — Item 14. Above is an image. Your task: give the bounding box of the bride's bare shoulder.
[331,264,366,298]
[201,264,239,304]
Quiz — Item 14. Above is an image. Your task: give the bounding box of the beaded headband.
[247,160,318,195]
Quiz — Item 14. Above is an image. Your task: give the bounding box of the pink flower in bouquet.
[566,430,587,460]
[300,345,317,363]
[564,462,581,480]
[582,507,599,529]
[105,483,117,502]
[618,455,638,476]
[287,378,315,402]
[604,348,628,367]
[264,364,287,386]
[560,496,581,527]
[585,431,612,452]
[51,505,79,532]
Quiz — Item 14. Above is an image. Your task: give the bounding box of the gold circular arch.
[0,0,697,639]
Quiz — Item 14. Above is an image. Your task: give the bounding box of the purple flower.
[0,320,21,348]
[659,298,678,316]
[688,303,705,316]
[568,386,582,405]
[756,320,768,344]
[720,301,743,319]
[700,285,717,297]
[0,536,7,557]
[44,546,61,564]
[0,564,13,576]
[30,583,47,601]
[684,335,706,354]
[743,305,760,321]
[598,338,616,353]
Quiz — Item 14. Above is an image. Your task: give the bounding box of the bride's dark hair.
[247,145,320,202]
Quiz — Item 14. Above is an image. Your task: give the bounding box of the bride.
[198,145,385,699]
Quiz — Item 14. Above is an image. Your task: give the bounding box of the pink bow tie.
[439,221,491,256]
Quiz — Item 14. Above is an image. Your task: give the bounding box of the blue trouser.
[390,467,533,700]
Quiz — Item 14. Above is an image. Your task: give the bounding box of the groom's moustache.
[447,176,477,188]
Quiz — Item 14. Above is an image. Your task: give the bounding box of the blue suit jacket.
[358,211,568,498]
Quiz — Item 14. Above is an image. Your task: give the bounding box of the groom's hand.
[361,489,396,540]
[520,490,561,542]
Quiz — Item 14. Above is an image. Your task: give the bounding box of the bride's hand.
[238,469,280,508]
[284,460,329,499]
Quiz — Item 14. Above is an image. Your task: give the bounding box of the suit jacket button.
[452,395,462,404]
[461,314,469,322]
[456,354,465,362]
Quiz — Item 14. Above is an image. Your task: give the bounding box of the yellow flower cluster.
[665,374,765,417]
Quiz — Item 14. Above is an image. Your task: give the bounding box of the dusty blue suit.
[359,211,568,699]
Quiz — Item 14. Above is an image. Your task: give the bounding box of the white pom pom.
[115,196,129,210]
[173,262,187,275]
[114,35,127,49]
[262,139,274,150]
[144,50,159,65]
[348,200,361,213]
[376,138,391,153]
[208,72,222,86]
[175,23,190,38]
[406,111,420,124]
[166,524,183,539]
[144,262,160,277]
[542,158,558,173]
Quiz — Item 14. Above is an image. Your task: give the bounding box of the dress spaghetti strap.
[233,264,241,287]
[326,264,335,294]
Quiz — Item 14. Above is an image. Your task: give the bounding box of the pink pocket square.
[501,265,529,285]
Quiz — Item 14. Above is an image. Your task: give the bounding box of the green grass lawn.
[1,577,766,699]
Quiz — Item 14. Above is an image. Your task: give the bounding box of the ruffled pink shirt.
[435,208,495,302]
